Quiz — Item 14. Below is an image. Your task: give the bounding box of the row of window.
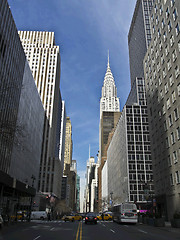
[129,173,153,181]
[166,128,180,148]
[127,125,149,132]
[163,109,179,132]
[168,149,179,166]
[128,154,151,161]
[128,144,151,151]
[129,163,152,171]
[126,108,148,114]
[170,171,180,185]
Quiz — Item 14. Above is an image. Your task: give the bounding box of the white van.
[31,211,47,220]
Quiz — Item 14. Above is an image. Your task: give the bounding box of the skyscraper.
[143,0,180,220]
[98,54,121,211]
[19,31,62,199]
[64,116,73,170]
[128,0,154,86]
[0,0,44,217]
[107,78,154,208]
[100,52,120,118]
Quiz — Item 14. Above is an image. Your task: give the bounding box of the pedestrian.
[48,212,51,221]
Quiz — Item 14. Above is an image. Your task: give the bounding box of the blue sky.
[8,0,136,205]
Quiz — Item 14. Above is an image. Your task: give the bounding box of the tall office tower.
[59,101,66,171]
[98,54,121,211]
[107,78,154,208]
[100,53,120,118]
[64,117,73,170]
[76,175,80,212]
[128,0,154,86]
[144,0,180,220]
[19,31,62,199]
[84,157,99,212]
[0,0,44,217]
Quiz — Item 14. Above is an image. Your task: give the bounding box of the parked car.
[0,215,3,228]
[62,214,75,222]
[85,212,97,224]
[31,211,47,220]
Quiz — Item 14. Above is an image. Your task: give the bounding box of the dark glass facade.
[0,0,26,173]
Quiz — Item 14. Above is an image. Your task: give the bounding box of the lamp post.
[110,192,113,208]
[28,175,36,222]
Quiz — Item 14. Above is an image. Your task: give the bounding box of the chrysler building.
[100,53,120,118]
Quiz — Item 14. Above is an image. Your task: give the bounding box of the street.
[0,220,180,240]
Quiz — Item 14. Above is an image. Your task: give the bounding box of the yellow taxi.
[74,213,82,221]
[62,213,82,222]
[62,213,75,222]
[97,213,112,221]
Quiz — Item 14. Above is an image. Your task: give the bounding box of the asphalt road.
[0,220,180,240]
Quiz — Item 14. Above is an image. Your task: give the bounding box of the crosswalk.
[31,219,113,224]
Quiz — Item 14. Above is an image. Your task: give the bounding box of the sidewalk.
[139,221,180,234]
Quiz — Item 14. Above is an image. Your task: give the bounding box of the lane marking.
[80,221,82,240]
[76,221,81,240]
[33,236,41,240]
[124,225,129,227]
[102,224,106,227]
[50,227,55,231]
[138,229,147,234]
[110,229,115,233]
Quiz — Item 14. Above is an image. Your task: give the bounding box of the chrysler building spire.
[100,52,120,119]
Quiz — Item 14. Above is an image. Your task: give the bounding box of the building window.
[178,84,180,96]
[171,0,175,7]
[172,91,176,103]
[168,114,173,126]
[174,66,179,79]
[173,9,178,21]
[168,155,172,166]
[167,59,172,71]
[173,151,177,163]
[170,174,174,185]
[158,28,161,38]
[167,98,171,109]
[165,44,169,56]
[165,83,168,94]
[169,75,174,86]
[172,50,177,62]
[175,171,180,184]
[159,77,162,85]
[168,21,172,32]
[177,127,180,140]
[174,108,179,120]
[171,132,175,145]
[170,35,174,46]
[166,7,170,19]
[163,31,167,41]
[161,54,164,64]
[176,23,180,35]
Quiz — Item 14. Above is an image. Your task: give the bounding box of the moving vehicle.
[112,203,137,224]
[85,212,97,224]
[74,213,82,221]
[97,213,112,221]
[31,211,47,220]
[62,214,75,222]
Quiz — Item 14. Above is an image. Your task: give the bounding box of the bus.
[112,203,138,224]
